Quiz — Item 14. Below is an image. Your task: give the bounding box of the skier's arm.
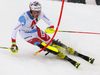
[41,12,55,33]
[41,12,54,27]
[11,15,26,46]
[11,15,26,53]
[11,21,22,46]
[11,21,22,53]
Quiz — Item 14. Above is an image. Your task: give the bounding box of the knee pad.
[67,47,75,54]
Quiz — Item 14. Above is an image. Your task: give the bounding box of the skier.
[11,1,94,68]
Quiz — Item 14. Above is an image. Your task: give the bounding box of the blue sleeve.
[18,16,26,26]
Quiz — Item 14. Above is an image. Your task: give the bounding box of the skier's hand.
[45,26,55,34]
[10,46,18,53]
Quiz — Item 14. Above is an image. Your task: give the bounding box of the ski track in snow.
[0,0,100,75]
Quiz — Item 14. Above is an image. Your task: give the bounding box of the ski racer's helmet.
[29,1,41,12]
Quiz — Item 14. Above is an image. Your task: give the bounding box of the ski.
[74,51,95,64]
[64,56,80,68]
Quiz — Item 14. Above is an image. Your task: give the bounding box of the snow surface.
[0,0,100,75]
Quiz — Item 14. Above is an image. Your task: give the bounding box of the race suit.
[11,11,54,46]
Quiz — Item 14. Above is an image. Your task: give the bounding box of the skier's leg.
[51,39,75,55]
[19,28,80,68]
[51,39,95,63]
[37,42,80,68]
[36,27,75,55]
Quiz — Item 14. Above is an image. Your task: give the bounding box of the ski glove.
[45,26,55,34]
[10,46,18,53]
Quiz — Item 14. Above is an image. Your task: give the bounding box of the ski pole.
[0,47,18,54]
[57,30,100,35]
[0,47,11,50]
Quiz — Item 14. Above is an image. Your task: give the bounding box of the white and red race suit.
[11,11,54,46]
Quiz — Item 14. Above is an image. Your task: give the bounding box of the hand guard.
[10,46,18,53]
[45,26,55,34]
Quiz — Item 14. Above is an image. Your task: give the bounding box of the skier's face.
[32,10,41,18]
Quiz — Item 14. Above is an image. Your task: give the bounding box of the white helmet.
[29,1,41,12]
